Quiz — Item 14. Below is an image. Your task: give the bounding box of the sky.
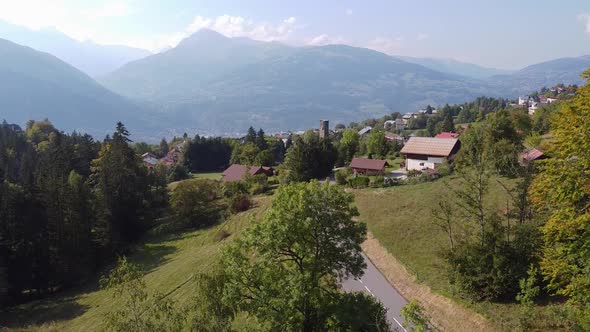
[0,0,589,69]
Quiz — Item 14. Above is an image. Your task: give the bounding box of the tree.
[280,135,337,182]
[401,300,430,332]
[530,69,590,308]
[159,138,169,157]
[365,130,387,159]
[245,126,257,144]
[441,113,454,133]
[101,257,183,332]
[255,128,268,151]
[339,129,359,164]
[169,180,224,228]
[222,181,379,330]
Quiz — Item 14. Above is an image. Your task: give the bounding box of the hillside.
[0,196,271,331]
[489,55,590,94]
[0,38,150,138]
[0,21,151,77]
[102,30,494,134]
[397,56,513,79]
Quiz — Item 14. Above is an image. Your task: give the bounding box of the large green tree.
[222,181,388,331]
[530,69,590,309]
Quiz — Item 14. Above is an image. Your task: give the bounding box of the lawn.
[1,196,271,331]
[353,176,568,331]
[191,172,223,180]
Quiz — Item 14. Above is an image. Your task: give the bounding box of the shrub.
[335,169,348,185]
[369,176,385,188]
[250,182,265,195]
[348,175,370,189]
[436,161,452,176]
[406,169,422,177]
[230,193,252,213]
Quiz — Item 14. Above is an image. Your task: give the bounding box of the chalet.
[520,148,546,164]
[349,158,389,176]
[358,126,373,136]
[400,137,460,171]
[142,152,158,170]
[222,164,274,182]
[435,132,459,139]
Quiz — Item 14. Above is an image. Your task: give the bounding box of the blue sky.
[0,0,589,69]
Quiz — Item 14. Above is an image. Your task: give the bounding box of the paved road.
[342,253,408,331]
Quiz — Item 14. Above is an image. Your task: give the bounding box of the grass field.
[191,172,223,180]
[1,196,271,331]
[353,176,567,331]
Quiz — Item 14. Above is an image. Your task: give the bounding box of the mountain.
[0,38,151,138]
[0,20,151,77]
[102,29,494,133]
[397,56,513,79]
[488,55,590,95]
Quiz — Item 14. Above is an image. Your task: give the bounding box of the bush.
[250,182,265,195]
[436,161,452,176]
[369,176,385,188]
[167,164,190,182]
[335,169,348,185]
[406,169,422,177]
[230,193,252,213]
[347,175,370,189]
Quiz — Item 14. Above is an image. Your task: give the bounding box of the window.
[419,162,424,166]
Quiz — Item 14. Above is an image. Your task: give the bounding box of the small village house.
[349,158,389,176]
[400,137,460,171]
[141,152,158,170]
[358,126,372,136]
[222,164,274,182]
[520,148,546,164]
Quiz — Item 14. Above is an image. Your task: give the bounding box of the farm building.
[400,137,460,171]
[349,158,389,175]
[222,164,274,182]
[520,148,546,164]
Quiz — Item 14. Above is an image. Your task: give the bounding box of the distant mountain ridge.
[0,20,151,77]
[0,38,150,138]
[396,56,514,79]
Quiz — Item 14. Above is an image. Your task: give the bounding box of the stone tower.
[319,120,329,139]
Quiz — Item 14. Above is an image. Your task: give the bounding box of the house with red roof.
[349,158,389,176]
[222,164,274,182]
[435,132,459,139]
[520,148,546,164]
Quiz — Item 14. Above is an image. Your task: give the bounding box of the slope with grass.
[0,196,271,331]
[353,177,568,331]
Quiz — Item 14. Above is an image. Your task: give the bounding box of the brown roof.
[222,164,273,182]
[400,137,459,157]
[521,148,545,162]
[350,158,389,171]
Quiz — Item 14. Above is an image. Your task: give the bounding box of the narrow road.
[342,253,408,331]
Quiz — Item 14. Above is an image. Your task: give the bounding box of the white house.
[547,97,558,103]
[528,102,539,115]
[518,96,529,106]
[400,137,460,171]
[358,126,372,136]
[384,120,396,129]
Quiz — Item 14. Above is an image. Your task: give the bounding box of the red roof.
[435,132,459,139]
[349,158,389,171]
[222,164,273,182]
[520,148,545,162]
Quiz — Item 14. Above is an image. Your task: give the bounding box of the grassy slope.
[1,196,271,332]
[353,176,564,331]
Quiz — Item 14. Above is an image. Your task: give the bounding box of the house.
[222,164,274,182]
[358,126,373,136]
[402,113,415,120]
[528,102,539,115]
[385,132,405,145]
[395,119,406,131]
[350,158,389,175]
[384,120,396,129]
[518,96,529,106]
[520,148,546,164]
[547,97,558,103]
[400,137,460,171]
[539,95,548,104]
[435,132,459,139]
[142,152,159,170]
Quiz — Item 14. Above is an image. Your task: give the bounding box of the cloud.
[84,2,130,19]
[184,15,298,42]
[366,36,404,54]
[417,33,429,41]
[306,34,347,46]
[578,13,590,35]
[345,8,353,16]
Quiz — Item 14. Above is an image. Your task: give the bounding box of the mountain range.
[0,25,589,138]
[0,21,150,77]
[0,38,152,138]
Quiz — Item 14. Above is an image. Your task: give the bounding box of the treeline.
[0,120,167,305]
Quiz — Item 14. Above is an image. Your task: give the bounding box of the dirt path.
[362,232,495,332]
